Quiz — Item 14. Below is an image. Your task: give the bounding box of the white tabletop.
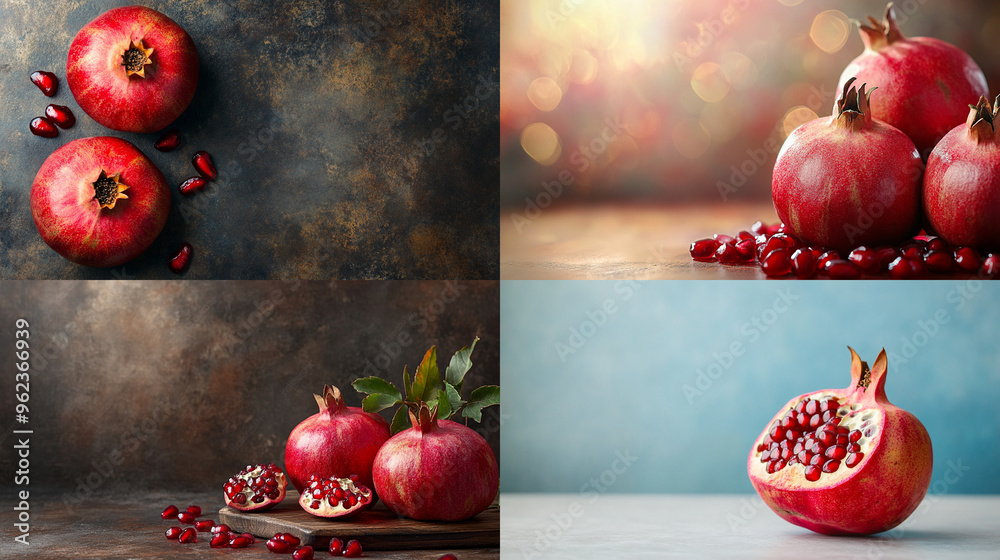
[500,494,1000,559]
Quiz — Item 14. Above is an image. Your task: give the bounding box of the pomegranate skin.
[836,4,988,155]
[30,137,170,267]
[772,82,922,251]
[283,385,390,495]
[923,98,1000,251]
[66,6,199,133]
[373,411,499,521]
[748,348,932,535]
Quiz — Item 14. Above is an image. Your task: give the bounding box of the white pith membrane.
[299,474,372,516]
[749,392,883,486]
[224,463,286,509]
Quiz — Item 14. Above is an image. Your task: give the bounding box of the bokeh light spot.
[568,50,599,84]
[691,62,730,103]
[810,11,850,53]
[782,106,819,137]
[720,52,759,90]
[672,119,712,159]
[521,122,562,165]
[527,77,563,112]
[778,0,804,5]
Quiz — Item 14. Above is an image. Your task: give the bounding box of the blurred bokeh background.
[501,0,1000,206]
[0,280,499,492]
[500,280,1000,493]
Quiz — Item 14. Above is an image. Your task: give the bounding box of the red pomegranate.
[373,405,499,521]
[837,3,988,156]
[67,6,199,133]
[30,137,171,267]
[748,348,932,535]
[772,78,922,251]
[298,474,373,519]
[924,95,1000,250]
[223,463,287,512]
[283,385,390,495]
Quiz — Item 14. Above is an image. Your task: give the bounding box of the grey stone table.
[0,0,498,279]
[500,494,1000,559]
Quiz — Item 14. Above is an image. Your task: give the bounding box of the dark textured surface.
[0,0,499,279]
[0,280,500,493]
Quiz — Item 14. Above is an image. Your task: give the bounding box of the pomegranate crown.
[856,3,905,51]
[966,94,1000,144]
[833,77,875,131]
[847,346,889,404]
[314,384,349,415]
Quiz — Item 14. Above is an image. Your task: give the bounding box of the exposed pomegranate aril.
[690,238,720,261]
[343,539,363,558]
[816,250,841,270]
[716,242,740,264]
[751,221,768,236]
[925,237,949,253]
[329,537,344,555]
[178,527,197,543]
[874,246,899,270]
[165,527,182,540]
[847,443,861,453]
[981,254,1000,278]
[211,524,231,534]
[889,256,926,279]
[923,250,954,273]
[44,104,76,129]
[155,129,181,151]
[169,243,193,274]
[822,459,841,473]
[845,452,864,468]
[176,511,195,524]
[161,504,179,519]
[185,505,201,516]
[735,238,756,261]
[761,248,792,277]
[267,538,292,553]
[824,259,861,279]
[293,546,315,560]
[195,519,214,532]
[30,71,58,96]
[210,533,230,548]
[791,248,817,279]
[179,176,207,196]
[953,247,981,272]
[714,233,735,244]
[279,533,301,546]
[30,117,58,138]
[230,535,252,548]
[192,150,217,180]
[736,230,755,242]
[847,248,880,274]
[804,466,821,482]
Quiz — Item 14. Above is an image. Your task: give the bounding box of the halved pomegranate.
[223,463,287,512]
[748,348,932,535]
[298,474,373,519]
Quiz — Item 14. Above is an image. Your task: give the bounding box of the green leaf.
[352,377,401,401]
[389,406,411,435]
[441,382,465,420]
[462,385,500,422]
[435,394,452,420]
[361,393,402,413]
[445,337,479,388]
[402,366,412,401]
[411,346,441,402]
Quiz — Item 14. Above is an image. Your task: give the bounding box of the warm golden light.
[778,0,804,6]
[691,62,730,103]
[782,106,819,137]
[567,50,599,84]
[527,77,563,112]
[810,10,851,53]
[521,122,562,165]
[672,119,712,159]
[720,52,758,90]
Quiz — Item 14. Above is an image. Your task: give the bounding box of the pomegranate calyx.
[314,384,349,415]
[966,95,1000,145]
[92,170,129,210]
[857,3,904,51]
[833,78,874,131]
[847,347,889,404]
[409,402,439,434]
[122,39,154,77]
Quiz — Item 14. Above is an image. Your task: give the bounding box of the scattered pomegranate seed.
[716,242,740,264]
[923,250,954,273]
[210,533,230,548]
[30,70,58,96]
[30,117,58,138]
[178,176,207,196]
[168,243,193,273]
[267,538,292,553]
[734,238,756,261]
[847,247,880,274]
[982,254,1000,278]
[343,539,363,558]
[161,504,179,519]
[43,104,76,129]
[761,248,792,277]
[176,511,196,524]
[278,533,301,546]
[888,255,926,279]
[293,546,315,560]
[155,129,181,151]
[329,537,344,555]
[925,237,949,253]
[178,527,198,543]
[714,233,735,244]
[953,247,981,272]
[165,527,182,540]
[690,238,720,261]
[192,150,217,180]
[195,519,215,532]
[185,505,202,516]
[239,533,256,543]
[211,524,230,534]
[790,248,817,279]
[230,535,253,548]
[824,259,862,279]
[439,555,459,560]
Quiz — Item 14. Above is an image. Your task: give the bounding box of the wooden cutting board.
[219,491,499,551]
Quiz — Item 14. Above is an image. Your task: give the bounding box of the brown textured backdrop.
[0,280,500,497]
[0,0,499,278]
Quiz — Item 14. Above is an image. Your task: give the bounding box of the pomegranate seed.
[847,442,861,453]
[240,533,255,543]
[716,242,740,264]
[192,150,217,180]
[874,246,898,270]
[924,250,954,273]
[735,238,756,261]
[279,533,301,546]
[925,237,949,253]
[849,430,862,442]
[30,70,58,96]
[804,466,821,482]
[178,527,197,543]
[42,104,76,129]
[952,247,980,272]
[809,454,824,467]
[211,524,231,534]
[177,511,196,524]
[30,117,58,138]
[169,243,193,274]
[981,254,1000,278]
[714,233,735,244]
[758,236,787,261]
[822,459,841,473]
[825,446,848,461]
[195,519,215,532]
[824,259,861,279]
[178,176,207,196]
[161,504,179,519]
[210,533,230,548]
[230,535,252,548]
[155,129,181,151]
[845,452,864,468]
[816,250,841,270]
[293,546,315,560]
[165,527,182,540]
[751,221,769,236]
[794,400,808,413]
[343,539,363,557]
[847,248,880,274]
[889,255,927,279]
[736,230,755,242]
[761,248,792,277]
[185,505,201,516]
[267,538,292,553]
[690,238,720,261]
[901,246,922,259]
[329,537,344,555]
[805,400,819,415]
[439,555,459,560]
[791,248,817,279]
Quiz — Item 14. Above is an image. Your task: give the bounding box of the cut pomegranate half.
[298,474,373,519]
[224,463,287,512]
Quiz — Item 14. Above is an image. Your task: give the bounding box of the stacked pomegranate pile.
[691,3,1000,278]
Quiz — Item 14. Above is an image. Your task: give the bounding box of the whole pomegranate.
[373,405,499,521]
[836,3,988,156]
[67,6,199,133]
[772,78,922,251]
[748,348,932,535]
[924,95,1000,251]
[30,137,171,267]
[284,385,390,495]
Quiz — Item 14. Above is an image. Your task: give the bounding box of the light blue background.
[501,281,1000,494]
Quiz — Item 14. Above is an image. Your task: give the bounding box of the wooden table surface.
[2,490,497,559]
[500,204,981,280]
[500,494,1000,559]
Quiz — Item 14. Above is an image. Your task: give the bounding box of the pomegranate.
[298,474,373,518]
[837,3,988,156]
[160,504,179,519]
[223,462,287,512]
[284,385,390,495]
[748,348,932,535]
[343,540,363,557]
[168,242,193,273]
[44,105,76,129]
[30,137,170,267]
[293,546,315,560]
[178,176,206,196]
[30,117,58,138]
[924,95,1000,251]
[373,404,499,521]
[30,70,58,96]
[66,6,199,133]
[192,150,217,180]
[178,527,197,543]
[772,78,922,251]
[164,527,182,540]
